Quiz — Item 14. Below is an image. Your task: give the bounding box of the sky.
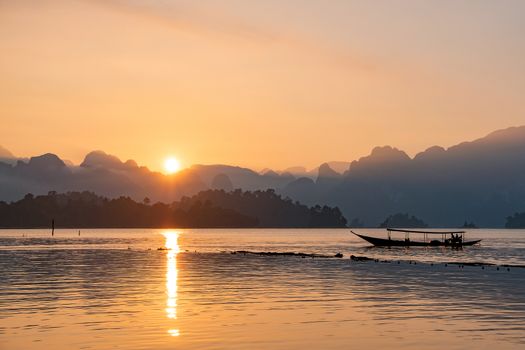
[1,0,524,171]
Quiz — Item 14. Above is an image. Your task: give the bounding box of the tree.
[505,212,525,228]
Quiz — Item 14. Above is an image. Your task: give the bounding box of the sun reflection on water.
[164,231,180,337]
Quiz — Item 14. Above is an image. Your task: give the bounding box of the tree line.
[505,212,525,228]
[0,190,348,228]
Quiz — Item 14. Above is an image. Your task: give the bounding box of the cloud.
[84,0,280,43]
[83,0,376,72]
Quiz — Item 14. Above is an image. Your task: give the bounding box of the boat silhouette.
[352,228,481,247]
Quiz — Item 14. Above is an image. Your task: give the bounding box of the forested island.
[505,212,525,228]
[0,190,347,228]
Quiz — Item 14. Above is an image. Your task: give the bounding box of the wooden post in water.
[51,219,55,236]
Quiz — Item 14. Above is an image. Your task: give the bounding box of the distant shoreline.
[0,226,517,230]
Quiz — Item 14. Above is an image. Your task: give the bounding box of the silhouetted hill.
[0,151,206,203]
[2,126,525,227]
[81,150,139,170]
[22,153,69,173]
[0,191,257,228]
[317,163,341,181]
[211,174,234,191]
[282,126,525,227]
[279,162,349,179]
[188,164,295,191]
[0,145,14,159]
[347,146,411,178]
[0,190,347,228]
[316,163,342,189]
[326,161,351,174]
[177,189,347,227]
[282,177,318,205]
[379,213,428,228]
[282,166,311,178]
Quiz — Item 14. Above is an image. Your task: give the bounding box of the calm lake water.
[1,228,524,349]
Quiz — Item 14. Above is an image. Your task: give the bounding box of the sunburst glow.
[164,157,181,174]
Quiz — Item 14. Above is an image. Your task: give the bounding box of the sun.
[164,157,181,174]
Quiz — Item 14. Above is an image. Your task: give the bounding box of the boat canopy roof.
[387,228,466,235]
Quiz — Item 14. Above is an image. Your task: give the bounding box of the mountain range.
[2,126,525,227]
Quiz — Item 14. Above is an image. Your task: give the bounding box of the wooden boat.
[351,228,481,247]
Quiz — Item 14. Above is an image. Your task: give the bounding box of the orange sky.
[1,0,524,171]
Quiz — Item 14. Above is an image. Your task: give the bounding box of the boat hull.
[352,232,481,247]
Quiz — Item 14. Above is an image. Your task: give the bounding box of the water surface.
[1,229,524,349]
